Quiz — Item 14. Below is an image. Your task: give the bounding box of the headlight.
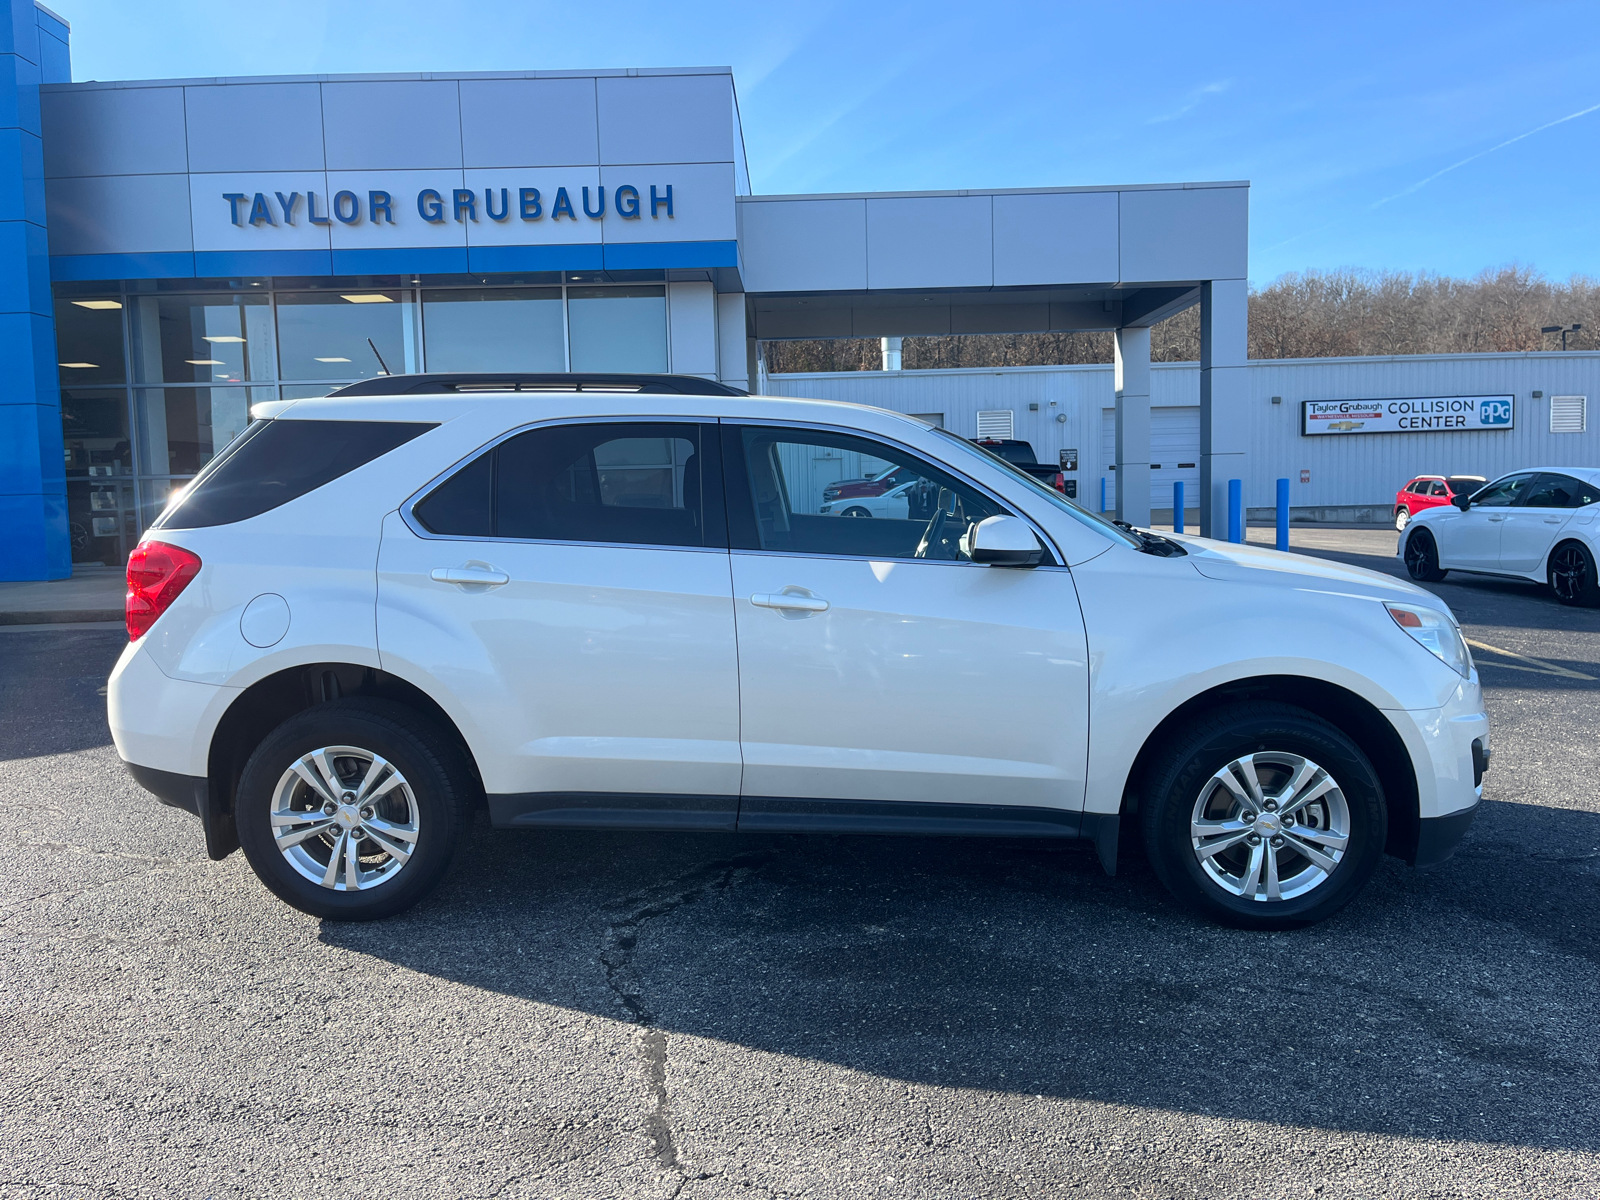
[1385,602,1473,678]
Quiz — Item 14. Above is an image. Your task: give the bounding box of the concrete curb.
[0,609,123,625]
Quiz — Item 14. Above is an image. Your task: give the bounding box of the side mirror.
[969,515,1043,567]
[1451,493,1472,511]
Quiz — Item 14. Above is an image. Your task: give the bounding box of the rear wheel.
[1548,541,1600,607]
[1394,506,1411,531]
[1404,527,1447,582]
[236,699,473,920]
[1140,702,1387,929]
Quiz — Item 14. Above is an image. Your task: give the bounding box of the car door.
[1500,473,1597,573]
[376,419,742,828]
[722,421,1090,828]
[1435,472,1534,569]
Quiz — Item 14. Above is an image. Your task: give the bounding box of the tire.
[841,506,872,518]
[1403,527,1447,582]
[1394,506,1410,531]
[235,698,473,921]
[1548,541,1600,607]
[1140,702,1387,930]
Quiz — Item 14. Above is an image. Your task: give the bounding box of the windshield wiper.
[1114,521,1188,558]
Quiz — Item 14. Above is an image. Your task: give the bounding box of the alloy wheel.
[1190,752,1350,902]
[269,745,420,891]
[1404,531,1435,577]
[1550,544,1592,603]
[1395,507,1410,531]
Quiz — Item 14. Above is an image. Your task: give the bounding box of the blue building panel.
[466,243,604,274]
[331,245,470,276]
[193,248,332,277]
[602,238,739,272]
[49,250,193,281]
[0,0,67,579]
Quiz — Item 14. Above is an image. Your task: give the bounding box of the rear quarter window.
[153,418,436,530]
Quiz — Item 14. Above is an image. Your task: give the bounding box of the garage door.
[1100,407,1200,511]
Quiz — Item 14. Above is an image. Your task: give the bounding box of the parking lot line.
[1465,638,1597,680]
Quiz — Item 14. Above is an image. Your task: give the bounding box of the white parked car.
[1399,467,1600,606]
[819,479,917,519]
[109,374,1490,929]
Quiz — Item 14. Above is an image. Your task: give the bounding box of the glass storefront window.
[422,287,565,372]
[567,286,668,373]
[128,293,275,385]
[279,384,340,400]
[61,388,132,480]
[276,290,419,381]
[67,479,138,565]
[54,297,126,386]
[136,387,269,477]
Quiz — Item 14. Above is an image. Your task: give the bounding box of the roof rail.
[328,372,749,398]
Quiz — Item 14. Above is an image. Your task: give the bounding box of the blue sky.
[49,0,1600,285]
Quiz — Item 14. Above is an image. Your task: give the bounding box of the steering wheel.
[914,489,964,560]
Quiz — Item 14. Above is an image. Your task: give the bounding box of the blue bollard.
[1228,479,1242,543]
[1173,480,1184,534]
[1276,478,1290,551]
[1100,476,1106,513]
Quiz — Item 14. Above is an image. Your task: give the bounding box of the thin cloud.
[1369,99,1600,209]
[1147,80,1232,124]
[1266,98,1600,252]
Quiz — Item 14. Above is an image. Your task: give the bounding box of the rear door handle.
[1544,517,1563,524]
[431,567,510,587]
[1487,515,1506,522]
[751,591,829,612]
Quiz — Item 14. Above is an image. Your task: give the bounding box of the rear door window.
[411,421,725,549]
[1523,473,1600,509]
[153,418,436,530]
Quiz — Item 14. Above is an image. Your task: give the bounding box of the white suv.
[108,374,1490,929]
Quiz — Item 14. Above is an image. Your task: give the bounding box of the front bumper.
[1414,796,1481,868]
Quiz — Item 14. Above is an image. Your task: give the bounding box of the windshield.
[932,429,1140,549]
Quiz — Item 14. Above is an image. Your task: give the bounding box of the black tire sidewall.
[1405,528,1445,582]
[235,700,469,921]
[1549,542,1600,607]
[1142,704,1387,929]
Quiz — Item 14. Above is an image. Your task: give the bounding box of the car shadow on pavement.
[0,629,123,762]
[320,797,1600,1154]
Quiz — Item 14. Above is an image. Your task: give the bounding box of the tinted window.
[1467,473,1535,508]
[154,419,435,529]
[412,422,722,549]
[1521,473,1600,509]
[1427,481,1448,496]
[726,425,1013,562]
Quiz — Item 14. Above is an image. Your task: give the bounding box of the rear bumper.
[1413,797,1481,868]
[125,761,237,861]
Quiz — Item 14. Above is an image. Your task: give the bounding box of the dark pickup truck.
[973,438,1067,492]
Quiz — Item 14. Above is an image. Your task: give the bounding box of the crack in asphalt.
[599,850,778,1191]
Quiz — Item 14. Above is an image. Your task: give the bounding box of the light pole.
[1542,323,1582,351]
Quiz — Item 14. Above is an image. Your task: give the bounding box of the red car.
[1394,475,1486,531]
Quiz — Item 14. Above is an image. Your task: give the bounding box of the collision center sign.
[1301,395,1515,436]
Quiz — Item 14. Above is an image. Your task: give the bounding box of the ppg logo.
[1479,400,1512,426]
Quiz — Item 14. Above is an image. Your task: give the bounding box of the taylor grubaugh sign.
[1301,395,1515,436]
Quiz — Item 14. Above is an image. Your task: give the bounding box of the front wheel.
[1141,702,1387,929]
[841,506,872,518]
[1548,541,1600,607]
[1394,506,1411,531]
[236,699,473,920]
[1403,527,1447,582]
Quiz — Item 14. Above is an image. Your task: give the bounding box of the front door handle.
[1544,517,1563,524]
[1487,515,1506,522]
[431,566,510,587]
[751,590,830,613]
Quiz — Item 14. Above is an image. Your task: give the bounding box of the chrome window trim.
[398,414,715,549]
[731,547,1072,573]
[725,415,1067,567]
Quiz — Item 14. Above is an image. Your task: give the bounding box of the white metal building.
[766,352,1600,522]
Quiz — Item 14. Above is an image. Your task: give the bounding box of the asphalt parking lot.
[3,528,1598,1200]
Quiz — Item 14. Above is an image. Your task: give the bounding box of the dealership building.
[2,0,1595,579]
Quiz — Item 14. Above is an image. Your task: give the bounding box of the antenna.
[367,337,392,375]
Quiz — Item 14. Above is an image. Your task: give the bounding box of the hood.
[1174,535,1446,608]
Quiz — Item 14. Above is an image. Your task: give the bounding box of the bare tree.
[761,265,1600,372]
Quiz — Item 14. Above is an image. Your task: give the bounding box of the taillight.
[126,541,202,641]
